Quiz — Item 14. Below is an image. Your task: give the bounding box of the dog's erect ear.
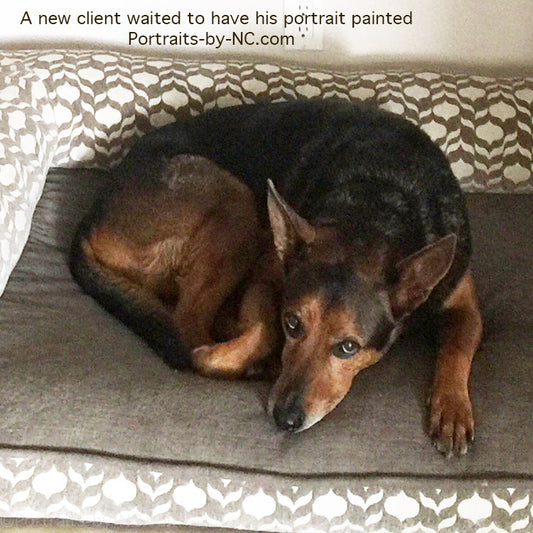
[267,180,316,263]
[389,234,457,320]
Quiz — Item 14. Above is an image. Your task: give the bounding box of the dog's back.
[120,99,471,308]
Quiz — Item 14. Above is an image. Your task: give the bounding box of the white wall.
[2,0,532,74]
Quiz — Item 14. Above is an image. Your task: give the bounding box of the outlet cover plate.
[284,0,324,50]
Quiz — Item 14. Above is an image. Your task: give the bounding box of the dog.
[70,99,482,457]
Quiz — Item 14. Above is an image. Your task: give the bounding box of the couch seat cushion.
[0,168,531,480]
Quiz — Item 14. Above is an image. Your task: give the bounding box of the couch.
[0,50,531,532]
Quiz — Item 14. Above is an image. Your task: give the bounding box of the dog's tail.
[69,216,190,370]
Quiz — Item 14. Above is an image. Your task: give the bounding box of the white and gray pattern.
[0,449,531,532]
[0,50,532,296]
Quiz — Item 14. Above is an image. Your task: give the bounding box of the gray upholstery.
[1,48,532,532]
[1,168,531,478]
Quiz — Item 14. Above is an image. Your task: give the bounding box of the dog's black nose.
[273,404,305,432]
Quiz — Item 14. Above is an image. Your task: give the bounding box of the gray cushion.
[0,168,532,480]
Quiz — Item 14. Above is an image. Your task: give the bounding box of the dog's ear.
[389,234,457,320]
[267,180,316,263]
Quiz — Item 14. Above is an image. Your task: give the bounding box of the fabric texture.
[0,50,532,295]
[0,448,531,532]
[0,168,531,531]
[1,48,532,531]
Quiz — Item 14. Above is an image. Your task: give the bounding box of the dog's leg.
[429,270,482,456]
[191,251,282,379]
[172,213,261,350]
[173,276,234,349]
[173,255,254,349]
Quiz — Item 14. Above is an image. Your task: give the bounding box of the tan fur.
[429,270,482,455]
[85,156,281,370]
[268,297,384,430]
[83,158,482,456]
[190,249,283,378]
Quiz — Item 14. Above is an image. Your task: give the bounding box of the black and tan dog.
[70,99,482,457]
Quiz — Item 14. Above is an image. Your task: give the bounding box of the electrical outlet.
[283,0,324,50]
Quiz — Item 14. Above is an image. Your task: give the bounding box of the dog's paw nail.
[428,392,474,458]
[435,439,451,457]
[192,345,209,352]
[192,345,211,356]
[190,345,215,373]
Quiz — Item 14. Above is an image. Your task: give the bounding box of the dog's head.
[266,181,456,432]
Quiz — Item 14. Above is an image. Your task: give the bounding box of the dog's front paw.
[191,343,268,379]
[190,345,219,376]
[429,389,474,457]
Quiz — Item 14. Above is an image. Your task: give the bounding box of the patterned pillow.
[0,50,532,296]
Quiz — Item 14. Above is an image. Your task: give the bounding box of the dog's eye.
[333,339,360,359]
[283,313,303,338]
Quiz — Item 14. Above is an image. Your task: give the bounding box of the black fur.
[120,99,470,300]
[70,221,189,369]
[71,99,471,366]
